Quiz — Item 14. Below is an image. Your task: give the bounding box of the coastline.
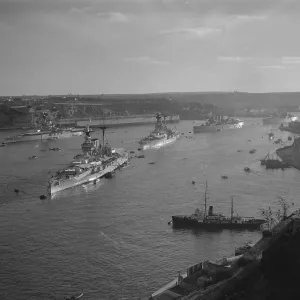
[276,145,300,171]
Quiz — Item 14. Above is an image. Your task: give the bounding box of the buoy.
[192,181,195,184]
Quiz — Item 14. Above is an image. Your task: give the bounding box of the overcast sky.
[1,0,300,95]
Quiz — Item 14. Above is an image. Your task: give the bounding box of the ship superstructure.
[2,112,83,144]
[193,116,244,133]
[172,181,265,230]
[47,125,128,196]
[280,119,300,134]
[139,113,180,150]
[262,112,297,125]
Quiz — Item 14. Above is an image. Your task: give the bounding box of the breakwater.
[57,114,180,128]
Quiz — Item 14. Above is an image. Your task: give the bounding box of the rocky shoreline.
[276,145,300,171]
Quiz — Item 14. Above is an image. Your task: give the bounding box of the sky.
[1,0,300,95]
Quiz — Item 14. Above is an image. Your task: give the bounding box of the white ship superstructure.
[48,125,128,196]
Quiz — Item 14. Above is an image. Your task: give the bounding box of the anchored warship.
[171,181,265,230]
[139,113,180,150]
[193,116,244,133]
[262,112,297,125]
[2,111,83,144]
[47,125,128,197]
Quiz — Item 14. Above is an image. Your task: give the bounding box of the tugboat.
[47,125,128,197]
[172,181,265,230]
[139,113,180,150]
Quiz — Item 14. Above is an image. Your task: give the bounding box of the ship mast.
[163,114,167,127]
[204,180,208,220]
[231,196,234,222]
[99,112,107,146]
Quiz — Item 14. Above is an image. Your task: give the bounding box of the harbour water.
[1,119,300,300]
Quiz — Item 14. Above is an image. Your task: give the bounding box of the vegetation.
[260,195,294,230]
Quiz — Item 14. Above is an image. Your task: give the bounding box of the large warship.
[139,113,180,150]
[193,116,244,133]
[280,120,300,134]
[172,181,265,230]
[47,125,128,196]
[262,112,297,125]
[2,112,83,144]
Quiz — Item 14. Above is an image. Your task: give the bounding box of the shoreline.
[276,145,300,171]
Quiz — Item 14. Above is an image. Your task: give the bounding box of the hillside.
[71,91,300,110]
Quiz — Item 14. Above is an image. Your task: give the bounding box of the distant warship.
[263,112,297,125]
[47,125,128,196]
[2,111,83,144]
[193,116,244,133]
[139,113,180,150]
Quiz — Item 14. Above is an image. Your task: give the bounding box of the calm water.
[0,119,300,300]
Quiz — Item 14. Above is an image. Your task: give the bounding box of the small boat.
[64,291,83,300]
[249,149,256,154]
[0,143,6,147]
[221,175,228,179]
[28,155,37,160]
[49,147,61,151]
[244,167,250,172]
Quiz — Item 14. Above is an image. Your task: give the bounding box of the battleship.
[139,113,180,150]
[171,181,265,230]
[47,125,128,196]
[2,112,83,144]
[280,120,300,134]
[262,112,297,125]
[193,116,244,133]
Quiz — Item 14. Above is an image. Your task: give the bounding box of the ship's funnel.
[208,206,214,216]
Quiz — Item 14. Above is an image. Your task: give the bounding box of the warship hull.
[3,130,83,144]
[172,215,265,230]
[193,121,244,133]
[48,156,128,196]
[141,134,180,150]
[263,116,297,125]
